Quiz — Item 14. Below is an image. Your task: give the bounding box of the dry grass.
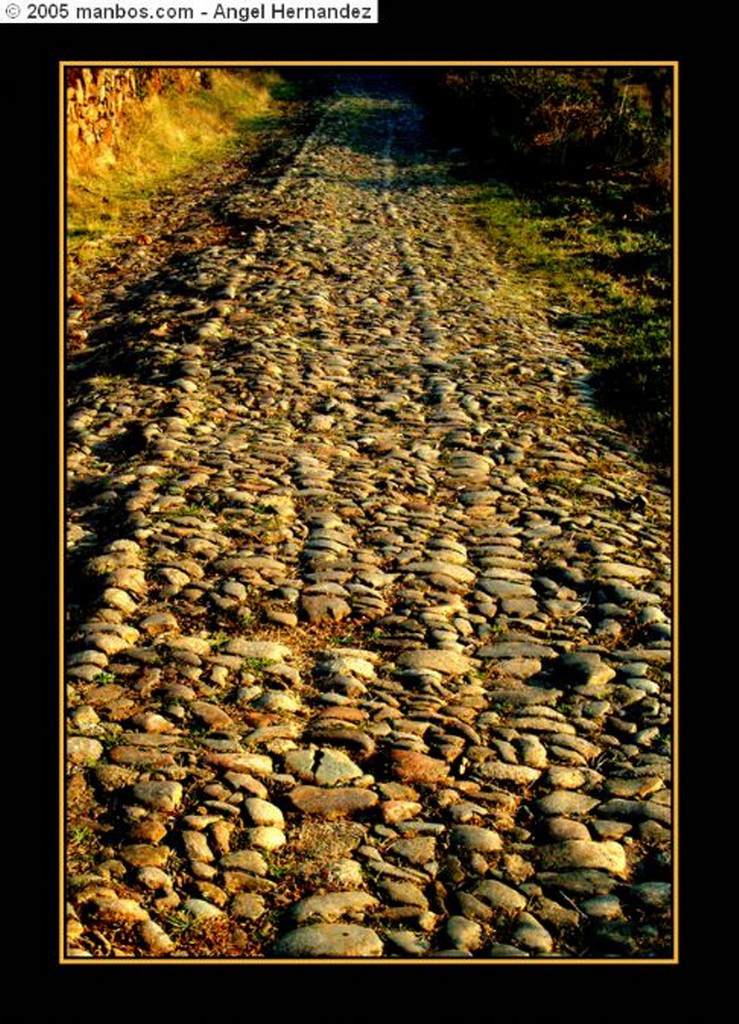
[66,69,281,260]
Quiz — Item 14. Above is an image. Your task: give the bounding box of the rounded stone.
[243,798,285,828]
[545,767,588,790]
[446,915,483,950]
[220,848,269,874]
[231,893,267,920]
[389,749,450,783]
[581,895,624,919]
[89,896,149,924]
[68,737,104,764]
[512,911,554,953]
[182,898,223,920]
[389,836,437,866]
[288,786,378,818]
[136,867,172,891]
[131,781,183,812]
[558,652,616,688]
[138,918,175,954]
[120,844,170,868]
[378,879,429,908]
[290,891,379,924]
[450,825,502,853]
[314,749,364,786]
[538,840,627,876]
[272,923,383,958]
[476,762,541,785]
[396,649,472,676]
[325,859,365,888]
[630,882,672,910]
[474,880,527,912]
[535,791,600,816]
[225,640,293,661]
[246,826,286,852]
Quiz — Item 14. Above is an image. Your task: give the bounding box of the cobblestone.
[65,73,673,962]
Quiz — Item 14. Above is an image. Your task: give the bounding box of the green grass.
[91,670,116,684]
[243,657,275,672]
[470,177,672,470]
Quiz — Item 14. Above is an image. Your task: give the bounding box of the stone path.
[65,73,673,960]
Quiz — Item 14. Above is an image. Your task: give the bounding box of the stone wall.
[66,67,208,154]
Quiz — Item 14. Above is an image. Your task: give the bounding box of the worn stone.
[272,924,383,958]
[131,781,183,812]
[474,879,527,912]
[396,649,472,676]
[288,786,379,818]
[68,737,104,764]
[119,844,170,868]
[512,911,554,953]
[290,891,379,924]
[535,791,600,817]
[243,798,285,828]
[450,825,502,853]
[538,840,627,876]
[558,652,616,688]
[389,749,450,783]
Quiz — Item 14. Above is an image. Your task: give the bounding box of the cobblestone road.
[65,74,673,961]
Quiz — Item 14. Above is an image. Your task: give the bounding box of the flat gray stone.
[488,943,530,958]
[478,641,556,659]
[396,649,472,675]
[537,869,619,895]
[629,882,672,909]
[477,579,537,598]
[385,930,431,956]
[389,836,436,866]
[219,850,268,875]
[290,891,379,924]
[243,797,285,828]
[182,899,223,920]
[544,767,589,790]
[246,826,286,851]
[538,839,627,875]
[272,923,383,958]
[138,919,176,955]
[580,895,624,919]
[204,752,274,775]
[377,879,429,908]
[546,817,591,841]
[512,911,554,953]
[301,594,352,623]
[450,825,502,853]
[474,880,527,911]
[558,652,616,688]
[131,780,184,812]
[597,798,672,826]
[315,749,364,786]
[231,893,267,920]
[475,762,542,785]
[404,560,476,583]
[535,790,600,816]
[594,561,651,582]
[224,640,292,661]
[88,896,149,924]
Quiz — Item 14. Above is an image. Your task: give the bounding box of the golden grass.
[67,69,281,259]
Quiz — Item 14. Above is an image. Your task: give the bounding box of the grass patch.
[66,69,283,261]
[470,175,672,470]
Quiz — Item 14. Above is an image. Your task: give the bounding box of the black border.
[7,6,695,1000]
